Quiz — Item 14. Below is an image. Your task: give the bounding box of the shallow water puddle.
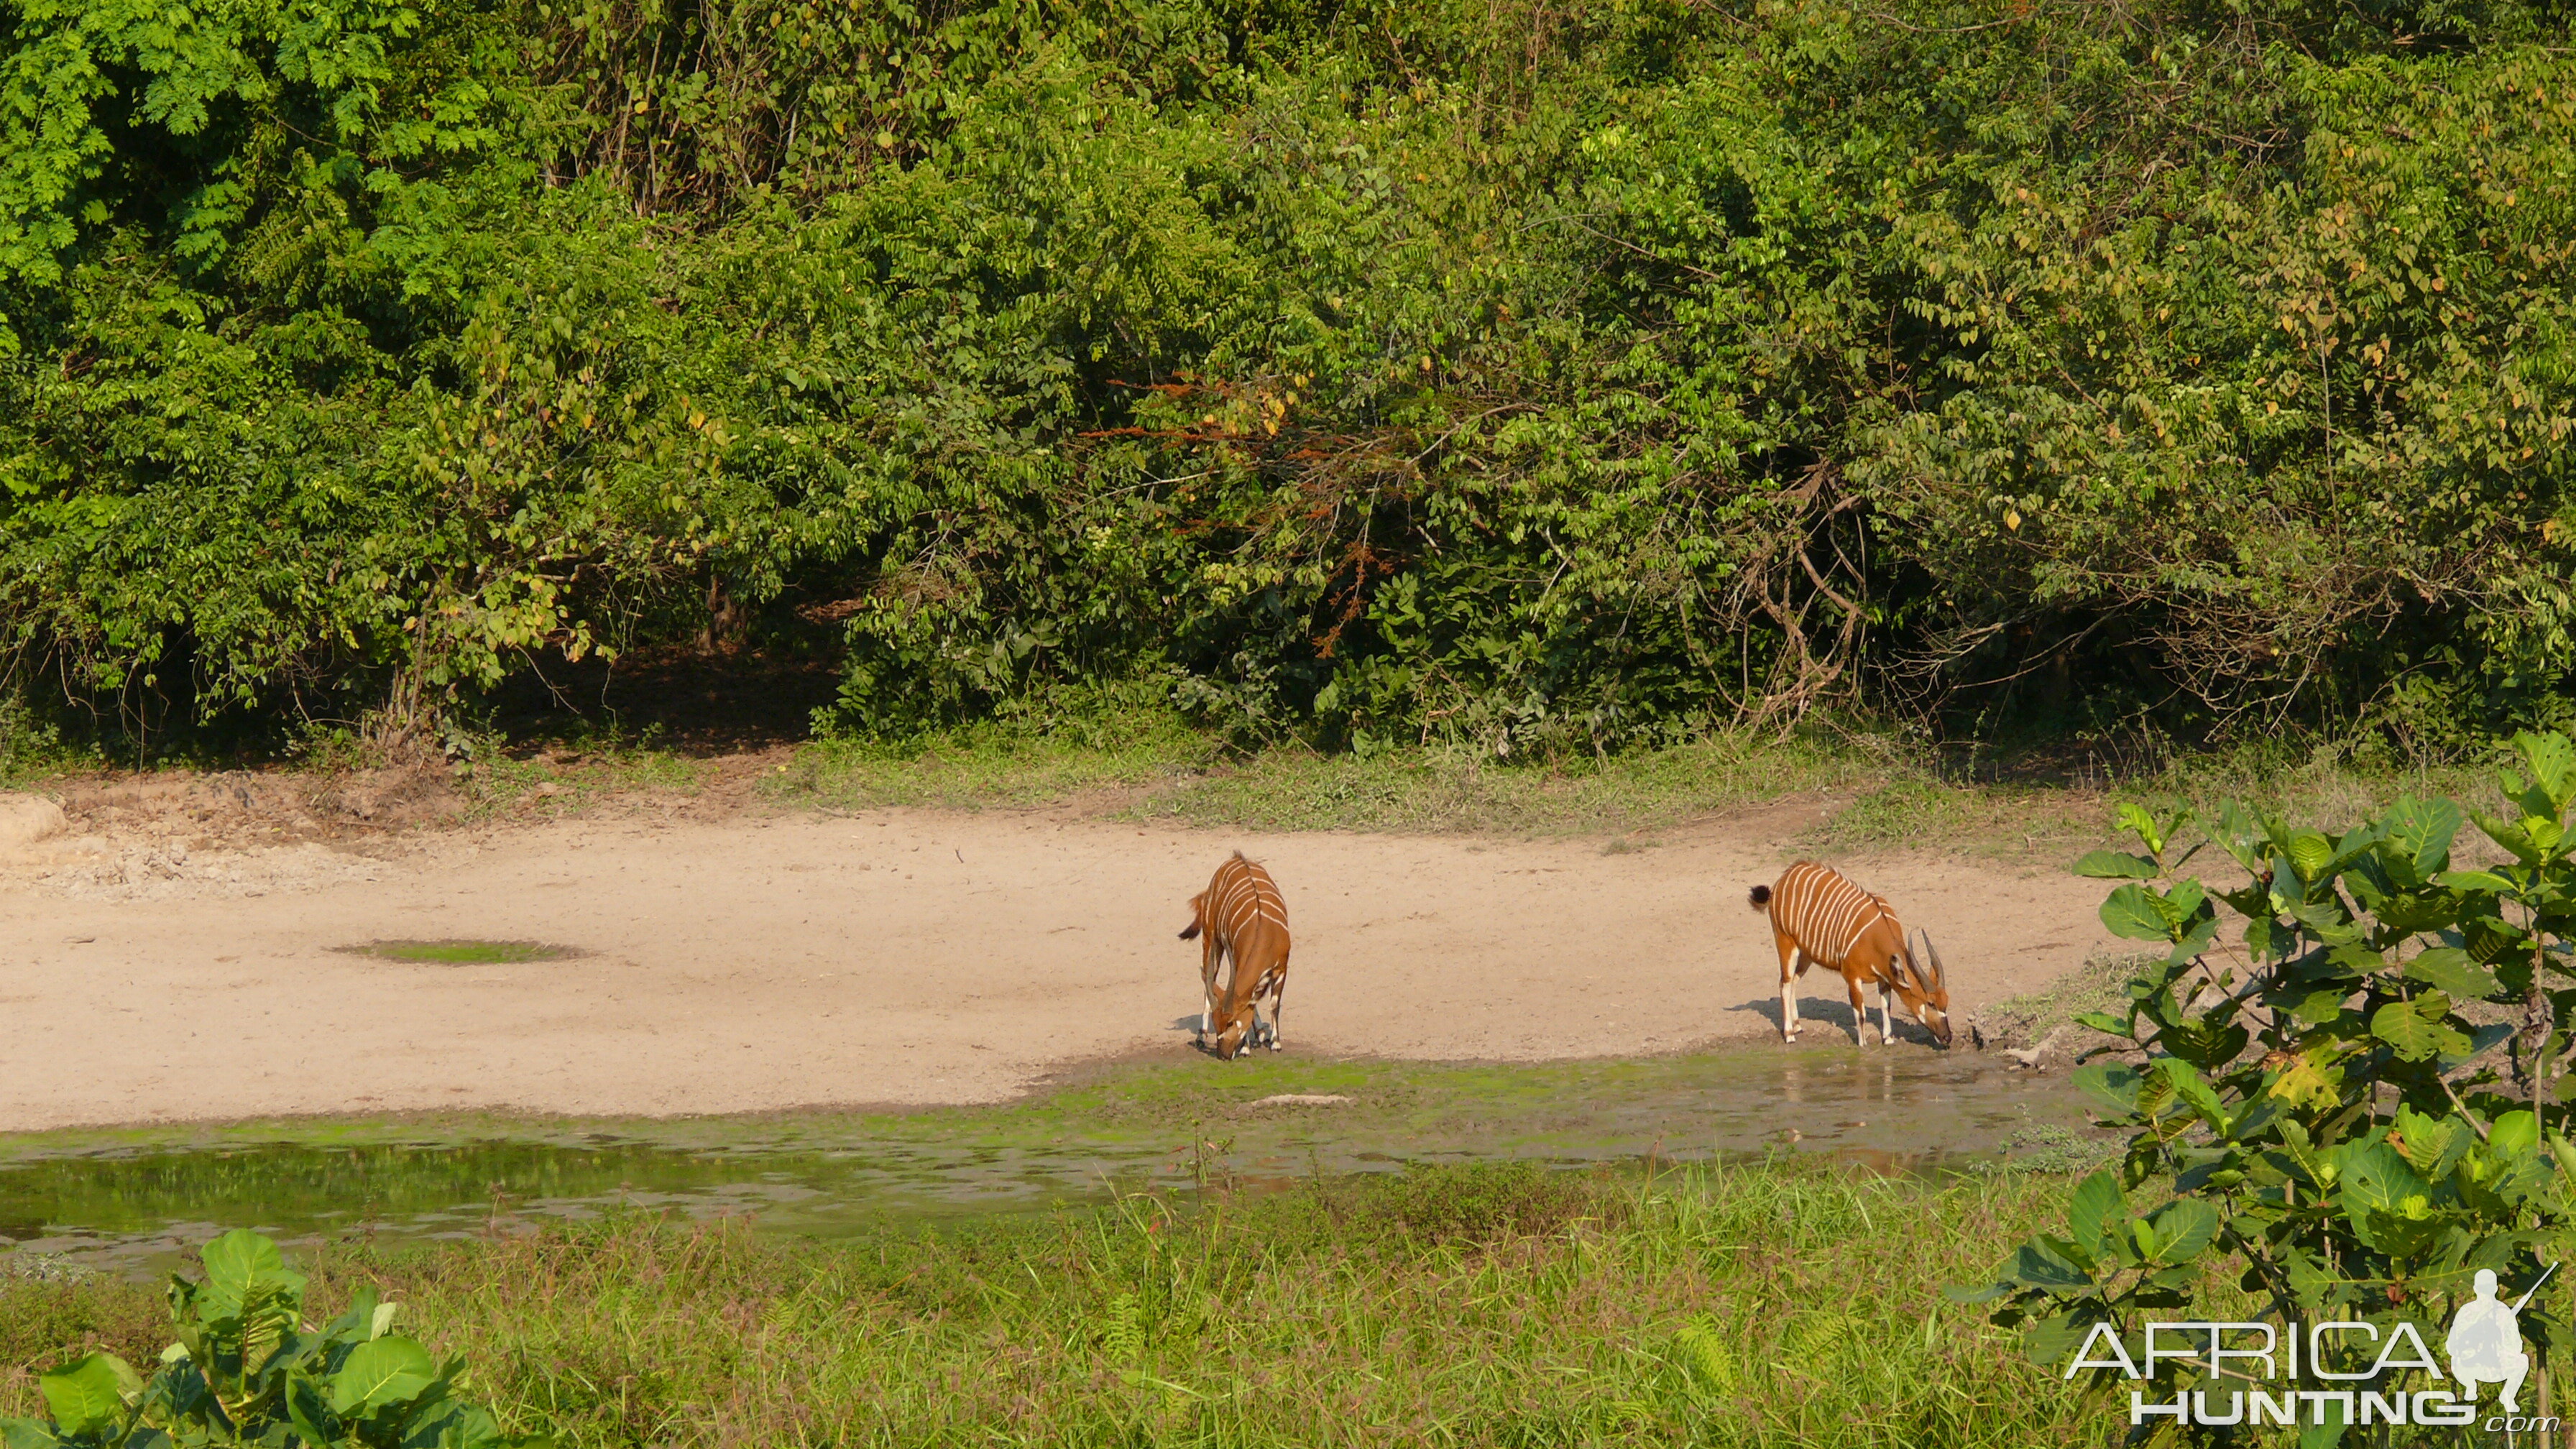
[0,1048,2097,1277]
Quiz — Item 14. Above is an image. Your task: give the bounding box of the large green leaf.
[2211,801,2271,874]
[2073,1062,2143,1117]
[37,1354,138,1440]
[2145,1198,2219,1265]
[1942,1279,2013,1305]
[2334,1143,2429,1219]
[2133,1068,2176,1122]
[2022,1313,2102,1370]
[2475,811,2544,867]
[2099,884,2171,941]
[2158,1016,2249,1072]
[2402,947,2501,1000]
[2283,898,2364,944]
[2153,1057,2228,1130]
[2369,995,2469,1062]
[2390,1106,2470,1181]
[2072,850,2159,880]
[2372,891,2458,934]
[1,1420,64,1449]
[2548,1131,2576,1187]
[2437,868,2517,894]
[2288,831,2334,883]
[2115,804,2170,855]
[286,1377,335,1448]
[317,1284,383,1347]
[2244,914,2299,962]
[2276,1119,2333,1188]
[2278,1246,2341,1316]
[2514,732,2576,816]
[2066,1172,2125,1265]
[2166,916,2220,966]
[2380,796,2460,884]
[199,1228,305,1316]
[329,1336,438,1415]
[2460,915,2529,965]
[2286,989,2347,1028]
[2002,1240,2094,1290]
[2488,1109,2540,1162]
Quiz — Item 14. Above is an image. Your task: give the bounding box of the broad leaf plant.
[1958,732,2576,1429]
[1,1230,543,1449]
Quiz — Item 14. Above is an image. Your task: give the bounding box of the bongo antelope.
[1178,852,1292,1059]
[1750,861,1953,1047]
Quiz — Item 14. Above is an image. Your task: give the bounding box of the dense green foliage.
[1,1229,540,1448]
[4,0,2573,753]
[1961,731,2576,1424]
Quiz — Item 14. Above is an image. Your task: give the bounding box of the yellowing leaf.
[2268,1049,2342,1110]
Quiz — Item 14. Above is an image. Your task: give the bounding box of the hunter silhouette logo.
[2064,1264,2564,1432]
[2448,1265,2552,1414]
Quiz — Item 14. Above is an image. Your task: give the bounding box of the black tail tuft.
[1747,883,1772,909]
[1179,922,1202,940]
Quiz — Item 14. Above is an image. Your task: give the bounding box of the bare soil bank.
[0,785,2116,1131]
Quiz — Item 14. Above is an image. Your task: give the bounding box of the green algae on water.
[0,1048,2105,1279]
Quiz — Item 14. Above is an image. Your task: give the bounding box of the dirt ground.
[0,774,2119,1132]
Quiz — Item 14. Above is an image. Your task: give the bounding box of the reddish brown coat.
[1750,860,1952,1047]
[1179,852,1292,1059]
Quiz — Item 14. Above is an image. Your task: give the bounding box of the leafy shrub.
[0,1230,543,1449]
[3,0,2574,750]
[1956,732,2576,1395]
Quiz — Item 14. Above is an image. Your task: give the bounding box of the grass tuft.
[337,939,582,965]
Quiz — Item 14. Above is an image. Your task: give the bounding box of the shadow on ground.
[489,645,842,756]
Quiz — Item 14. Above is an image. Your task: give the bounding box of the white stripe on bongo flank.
[1770,861,1893,969]
[1195,852,1291,1054]
[1203,855,1288,942]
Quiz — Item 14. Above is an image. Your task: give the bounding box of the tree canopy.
[3,0,2571,755]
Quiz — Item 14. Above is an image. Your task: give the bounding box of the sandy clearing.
[0,806,2120,1131]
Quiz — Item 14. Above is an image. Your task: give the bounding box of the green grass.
[336,939,582,965]
[1131,733,1874,837]
[2117,737,2507,840]
[1970,951,2153,1051]
[777,704,1225,811]
[459,733,714,816]
[1,1164,2156,1447]
[1985,1125,2123,1177]
[780,711,1938,842]
[774,708,2152,863]
[6,689,2544,872]
[1793,776,2110,862]
[772,705,2561,871]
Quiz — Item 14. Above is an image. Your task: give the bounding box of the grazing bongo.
[1178,852,1292,1059]
[1750,861,1952,1047]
